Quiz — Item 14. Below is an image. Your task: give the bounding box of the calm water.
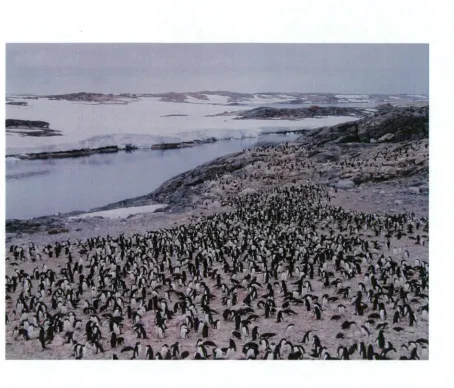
[6,134,300,219]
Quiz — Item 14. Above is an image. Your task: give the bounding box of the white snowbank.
[335,94,369,99]
[251,95,295,104]
[5,157,22,165]
[6,98,361,155]
[69,204,168,219]
[204,95,231,104]
[388,96,402,100]
[343,98,371,103]
[185,95,231,104]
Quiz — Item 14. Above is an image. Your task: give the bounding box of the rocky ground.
[4,105,429,360]
[236,106,368,120]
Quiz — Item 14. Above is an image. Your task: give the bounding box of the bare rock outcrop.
[299,105,428,146]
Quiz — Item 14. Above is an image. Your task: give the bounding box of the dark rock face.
[6,119,49,128]
[149,153,260,209]
[6,102,28,106]
[13,146,119,160]
[299,105,428,146]
[357,106,428,143]
[150,138,217,150]
[236,106,366,120]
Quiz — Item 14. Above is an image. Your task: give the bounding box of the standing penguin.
[376,330,385,349]
[251,326,259,341]
[38,326,47,350]
[110,332,117,348]
[145,345,154,359]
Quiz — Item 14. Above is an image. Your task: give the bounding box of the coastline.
[6,128,311,160]
[5,140,428,246]
[5,105,429,240]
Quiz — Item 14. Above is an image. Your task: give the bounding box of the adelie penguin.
[313,305,322,320]
[376,330,385,349]
[145,345,154,359]
[251,326,259,340]
[121,342,141,359]
[38,326,47,350]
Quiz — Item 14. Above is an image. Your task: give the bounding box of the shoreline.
[6,128,311,160]
[5,137,429,241]
[5,105,429,240]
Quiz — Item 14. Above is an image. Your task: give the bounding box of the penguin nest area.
[5,139,429,360]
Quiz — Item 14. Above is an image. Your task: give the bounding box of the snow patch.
[335,94,369,99]
[407,94,428,99]
[186,95,231,104]
[69,204,168,219]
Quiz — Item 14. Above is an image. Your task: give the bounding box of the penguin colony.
[5,140,428,360]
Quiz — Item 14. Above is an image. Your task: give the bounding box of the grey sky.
[6,44,428,95]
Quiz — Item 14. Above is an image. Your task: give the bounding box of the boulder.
[419,185,429,195]
[378,133,395,142]
[310,151,340,162]
[407,187,420,195]
[334,180,355,189]
[47,227,70,235]
[394,200,403,206]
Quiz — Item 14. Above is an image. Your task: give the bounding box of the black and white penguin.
[202,323,209,338]
[145,345,154,359]
[376,330,385,349]
[121,342,141,359]
[180,323,189,339]
[313,305,322,320]
[38,326,47,349]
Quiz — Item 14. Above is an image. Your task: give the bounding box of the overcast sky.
[6,44,428,95]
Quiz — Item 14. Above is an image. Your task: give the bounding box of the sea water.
[6,134,300,219]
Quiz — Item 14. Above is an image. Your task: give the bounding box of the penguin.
[241,323,249,337]
[361,325,370,337]
[202,323,209,338]
[110,332,117,348]
[94,340,105,354]
[180,324,189,339]
[121,342,141,359]
[301,330,312,344]
[38,326,47,350]
[313,305,322,320]
[341,321,357,330]
[180,351,190,360]
[232,330,242,340]
[251,326,259,340]
[161,344,169,359]
[376,330,385,349]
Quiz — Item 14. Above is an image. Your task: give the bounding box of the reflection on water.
[6,134,300,219]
